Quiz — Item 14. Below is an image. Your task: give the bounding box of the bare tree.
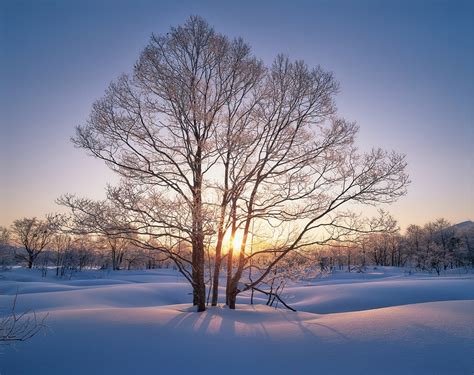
[0,226,9,246]
[92,233,130,271]
[67,16,265,312]
[218,57,409,307]
[0,293,47,344]
[0,226,13,268]
[11,217,57,269]
[63,16,408,311]
[51,233,72,276]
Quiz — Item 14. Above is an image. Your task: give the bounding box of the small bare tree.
[0,226,14,268]
[0,226,9,246]
[0,293,47,345]
[11,217,58,269]
[51,233,72,276]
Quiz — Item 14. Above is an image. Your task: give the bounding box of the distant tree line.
[1,217,472,280]
[315,219,474,275]
[0,217,176,277]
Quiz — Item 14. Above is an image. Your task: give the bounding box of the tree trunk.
[225,246,233,306]
[211,156,230,306]
[227,284,237,309]
[211,235,224,306]
[225,201,237,307]
[192,151,206,312]
[226,196,253,309]
[227,225,251,309]
[195,244,206,312]
[112,247,117,271]
[192,232,206,311]
[56,250,61,276]
[211,205,227,306]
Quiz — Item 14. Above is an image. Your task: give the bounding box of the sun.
[232,231,243,252]
[223,229,244,253]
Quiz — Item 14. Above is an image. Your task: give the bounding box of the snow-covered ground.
[1,267,473,374]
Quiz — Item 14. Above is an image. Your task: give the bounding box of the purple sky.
[1,0,473,229]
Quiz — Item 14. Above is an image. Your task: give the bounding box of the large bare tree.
[65,16,408,311]
[70,16,262,311]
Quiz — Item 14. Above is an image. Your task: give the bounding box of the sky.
[1,0,473,230]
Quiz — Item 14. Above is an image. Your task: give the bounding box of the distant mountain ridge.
[451,220,474,232]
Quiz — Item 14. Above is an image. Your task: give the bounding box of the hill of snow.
[452,220,474,231]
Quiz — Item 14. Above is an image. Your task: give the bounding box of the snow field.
[1,268,473,374]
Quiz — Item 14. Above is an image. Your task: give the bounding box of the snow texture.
[1,267,473,374]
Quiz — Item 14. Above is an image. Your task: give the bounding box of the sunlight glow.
[232,231,243,252]
[223,229,244,254]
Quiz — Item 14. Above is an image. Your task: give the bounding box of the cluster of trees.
[0,219,175,276]
[2,17,412,312]
[316,219,474,275]
[2,216,472,280]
